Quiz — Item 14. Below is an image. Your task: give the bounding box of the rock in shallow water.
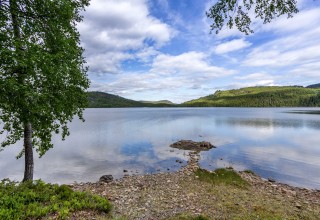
[99,175,113,183]
[170,140,215,151]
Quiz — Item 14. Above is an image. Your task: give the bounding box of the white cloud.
[151,52,235,77]
[290,62,320,81]
[261,8,320,33]
[214,39,252,54]
[244,28,320,67]
[235,73,273,81]
[243,8,320,75]
[79,0,175,74]
[86,53,132,74]
[135,47,160,63]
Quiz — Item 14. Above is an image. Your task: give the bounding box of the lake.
[1,107,320,189]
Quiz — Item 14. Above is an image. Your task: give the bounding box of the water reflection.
[216,118,320,129]
[0,107,320,189]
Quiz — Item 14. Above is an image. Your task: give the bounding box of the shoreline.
[71,152,320,219]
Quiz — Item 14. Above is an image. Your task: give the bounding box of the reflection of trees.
[215,118,320,130]
[306,121,320,130]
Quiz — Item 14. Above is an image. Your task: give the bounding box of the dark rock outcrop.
[170,140,215,151]
[99,175,114,183]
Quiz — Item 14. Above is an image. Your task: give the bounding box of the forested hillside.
[182,86,320,107]
[87,92,175,107]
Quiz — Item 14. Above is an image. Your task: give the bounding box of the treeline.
[182,86,320,107]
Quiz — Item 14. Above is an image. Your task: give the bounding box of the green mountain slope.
[182,86,320,107]
[87,92,175,108]
[88,92,144,108]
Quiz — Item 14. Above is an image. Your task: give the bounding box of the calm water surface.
[1,107,320,189]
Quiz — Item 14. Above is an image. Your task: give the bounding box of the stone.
[170,140,215,151]
[99,175,113,183]
[268,178,276,183]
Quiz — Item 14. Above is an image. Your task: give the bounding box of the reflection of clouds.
[246,145,320,166]
[242,144,320,188]
[233,126,275,140]
[216,118,307,129]
[290,135,320,153]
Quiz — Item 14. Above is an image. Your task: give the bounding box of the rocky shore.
[71,152,320,219]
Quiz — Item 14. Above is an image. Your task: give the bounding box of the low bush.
[0,179,111,219]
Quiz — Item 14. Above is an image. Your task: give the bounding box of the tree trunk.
[23,122,34,182]
[9,0,34,182]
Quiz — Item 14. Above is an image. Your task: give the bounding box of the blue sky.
[78,0,320,103]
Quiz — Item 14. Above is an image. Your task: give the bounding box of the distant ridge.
[182,86,320,107]
[140,100,175,105]
[88,86,320,108]
[87,92,175,108]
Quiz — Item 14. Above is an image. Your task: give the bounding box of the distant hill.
[87,92,175,108]
[306,83,320,88]
[182,86,320,107]
[140,100,175,105]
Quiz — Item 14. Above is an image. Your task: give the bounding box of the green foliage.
[243,170,255,175]
[88,91,176,108]
[206,0,299,34]
[0,0,90,157]
[195,168,248,188]
[183,86,320,107]
[0,179,111,219]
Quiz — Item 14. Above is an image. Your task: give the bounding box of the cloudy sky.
[78,0,320,103]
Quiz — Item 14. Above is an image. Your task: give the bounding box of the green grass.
[0,179,111,219]
[243,170,255,175]
[195,168,248,188]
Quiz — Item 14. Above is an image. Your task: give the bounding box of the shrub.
[0,179,111,219]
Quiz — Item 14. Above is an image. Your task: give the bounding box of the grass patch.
[243,169,255,175]
[195,168,248,188]
[0,179,111,219]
